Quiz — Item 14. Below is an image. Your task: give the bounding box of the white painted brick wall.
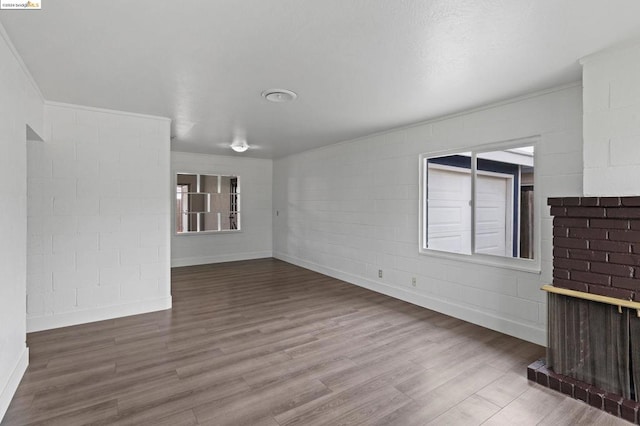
[170,152,273,266]
[0,24,43,421]
[274,85,583,345]
[583,41,640,196]
[26,104,172,332]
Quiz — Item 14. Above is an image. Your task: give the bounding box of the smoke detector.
[262,89,297,103]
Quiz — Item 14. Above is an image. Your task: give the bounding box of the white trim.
[417,248,541,273]
[44,101,171,122]
[175,229,243,236]
[0,21,44,101]
[423,135,540,160]
[276,84,579,160]
[274,252,546,346]
[27,297,172,332]
[579,37,640,65]
[171,150,274,164]
[0,347,28,423]
[418,137,541,273]
[171,252,273,268]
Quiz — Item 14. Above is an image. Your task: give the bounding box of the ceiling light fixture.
[230,138,249,153]
[262,89,297,103]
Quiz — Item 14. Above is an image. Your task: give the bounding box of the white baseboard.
[27,296,172,333]
[171,251,273,267]
[274,252,546,346]
[0,346,28,423]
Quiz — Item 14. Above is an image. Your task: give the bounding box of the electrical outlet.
[378,269,383,278]
[411,277,417,287]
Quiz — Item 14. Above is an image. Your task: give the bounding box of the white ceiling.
[2,1,640,159]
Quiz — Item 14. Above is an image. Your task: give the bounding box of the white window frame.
[418,137,541,273]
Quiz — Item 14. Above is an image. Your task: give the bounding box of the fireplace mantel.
[542,284,640,314]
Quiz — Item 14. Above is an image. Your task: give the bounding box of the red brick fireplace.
[549,196,640,299]
[529,196,640,423]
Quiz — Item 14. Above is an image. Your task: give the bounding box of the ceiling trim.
[409,81,582,128]
[44,100,172,122]
[171,150,273,164]
[579,37,640,65]
[279,81,582,160]
[0,20,43,102]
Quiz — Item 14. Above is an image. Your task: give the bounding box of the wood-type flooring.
[2,258,628,425]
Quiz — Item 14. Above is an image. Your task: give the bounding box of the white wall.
[582,41,640,196]
[0,25,43,421]
[171,152,273,266]
[26,103,172,332]
[274,85,583,345]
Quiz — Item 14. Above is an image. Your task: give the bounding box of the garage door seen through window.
[422,145,534,260]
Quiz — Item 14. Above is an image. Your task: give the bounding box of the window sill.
[175,229,242,236]
[418,248,541,274]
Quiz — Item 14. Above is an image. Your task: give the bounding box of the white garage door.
[427,165,472,254]
[475,172,513,257]
[427,165,514,256]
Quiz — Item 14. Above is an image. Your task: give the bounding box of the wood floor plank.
[109,378,250,425]
[32,370,178,416]
[537,397,629,426]
[426,394,501,425]
[482,385,568,425]
[1,258,625,425]
[476,370,532,408]
[319,358,426,394]
[175,347,291,381]
[243,356,357,389]
[311,387,410,426]
[151,409,198,426]
[192,376,331,425]
[276,385,407,426]
[392,365,505,423]
[15,400,118,426]
[14,363,117,397]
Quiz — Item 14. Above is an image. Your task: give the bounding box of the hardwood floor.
[2,258,628,425]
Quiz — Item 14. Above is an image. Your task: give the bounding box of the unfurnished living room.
[2,1,640,425]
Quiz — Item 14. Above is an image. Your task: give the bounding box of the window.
[420,144,535,262]
[176,173,240,234]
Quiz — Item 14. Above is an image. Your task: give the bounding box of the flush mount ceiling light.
[261,89,297,103]
[230,138,249,153]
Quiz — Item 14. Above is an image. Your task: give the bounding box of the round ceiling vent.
[230,138,249,153]
[262,89,297,103]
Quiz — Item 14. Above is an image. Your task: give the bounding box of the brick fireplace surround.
[529,196,640,424]
[548,196,640,300]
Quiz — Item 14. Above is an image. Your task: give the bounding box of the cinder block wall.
[582,42,640,196]
[26,103,172,332]
[274,85,583,345]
